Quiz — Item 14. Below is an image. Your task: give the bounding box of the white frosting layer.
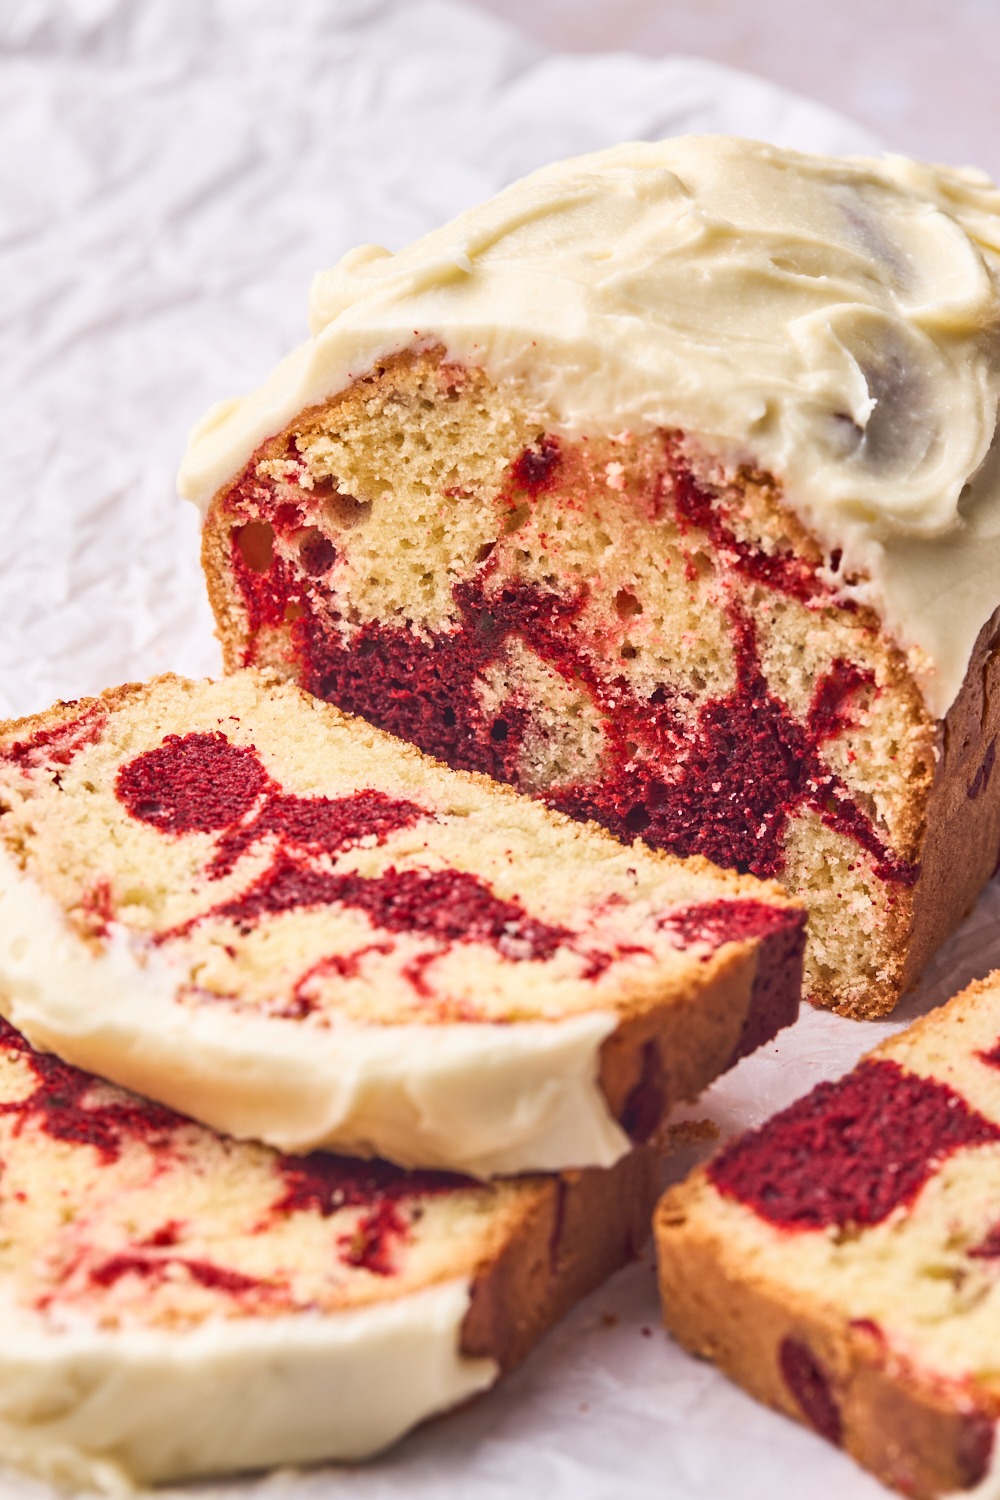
[178,135,1000,719]
[0,847,629,1177]
[0,1279,494,1491]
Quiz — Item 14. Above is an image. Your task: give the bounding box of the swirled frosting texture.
[179,136,1000,718]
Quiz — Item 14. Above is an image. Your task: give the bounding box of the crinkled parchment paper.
[0,3,988,1496]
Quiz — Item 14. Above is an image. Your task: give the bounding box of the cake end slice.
[655,972,1000,1497]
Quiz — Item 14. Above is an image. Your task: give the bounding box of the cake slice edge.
[0,671,805,1176]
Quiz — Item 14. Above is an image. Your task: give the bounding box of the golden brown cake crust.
[463,1145,659,1373]
[900,605,1000,995]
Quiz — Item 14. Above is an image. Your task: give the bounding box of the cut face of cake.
[179,135,1000,1019]
[0,670,803,1176]
[654,972,1000,1499]
[0,1014,660,1490]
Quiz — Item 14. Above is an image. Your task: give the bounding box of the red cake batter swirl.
[220,451,914,888]
[708,1059,1000,1229]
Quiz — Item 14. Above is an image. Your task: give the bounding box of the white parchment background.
[0,3,994,1497]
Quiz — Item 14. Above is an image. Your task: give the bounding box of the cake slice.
[655,972,1000,1498]
[0,669,803,1176]
[0,1012,659,1491]
[179,134,1000,1019]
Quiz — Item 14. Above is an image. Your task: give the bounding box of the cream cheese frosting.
[178,135,1000,720]
[0,846,629,1176]
[0,1280,494,1492]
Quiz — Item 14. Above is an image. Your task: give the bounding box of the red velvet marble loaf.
[0,1013,660,1490]
[181,137,1000,1019]
[0,669,803,1177]
[655,972,1000,1498]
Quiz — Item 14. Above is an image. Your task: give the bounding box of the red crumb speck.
[139,1220,184,1249]
[510,435,561,494]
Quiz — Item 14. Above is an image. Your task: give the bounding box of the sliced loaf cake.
[0,669,803,1175]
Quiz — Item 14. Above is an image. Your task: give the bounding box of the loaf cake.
[0,1011,660,1491]
[0,668,803,1175]
[655,971,1000,1498]
[179,134,1000,1019]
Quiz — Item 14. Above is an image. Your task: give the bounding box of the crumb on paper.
[657,1118,720,1151]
